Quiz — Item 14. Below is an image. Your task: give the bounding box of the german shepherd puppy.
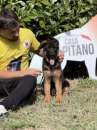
[37,35,63,103]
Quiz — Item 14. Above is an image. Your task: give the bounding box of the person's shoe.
[0,105,8,116]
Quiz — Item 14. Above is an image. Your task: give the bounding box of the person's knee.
[24,75,36,80]
[21,75,37,89]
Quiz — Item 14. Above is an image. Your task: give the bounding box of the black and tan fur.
[38,35,63,103]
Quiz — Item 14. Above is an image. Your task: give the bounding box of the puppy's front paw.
[56,95,62,103]
[44,95,51,103]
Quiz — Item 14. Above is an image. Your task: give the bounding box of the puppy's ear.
[39,40,48,49]
[54,39,59,49]
[34,40,48,56]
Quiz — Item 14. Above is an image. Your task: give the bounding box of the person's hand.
[38,48,44,56]
[58,50,64,62]
[25,68,42,77]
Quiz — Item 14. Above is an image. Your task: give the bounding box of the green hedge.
[0,0,97,36]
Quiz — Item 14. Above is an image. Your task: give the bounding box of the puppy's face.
[43,38,59,65]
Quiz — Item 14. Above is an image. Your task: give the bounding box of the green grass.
[0,78,97,130]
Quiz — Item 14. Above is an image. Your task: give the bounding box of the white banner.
[30,14,97,80]
[55,15,97,80]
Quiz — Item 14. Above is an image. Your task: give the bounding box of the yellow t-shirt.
[0,28,40,71]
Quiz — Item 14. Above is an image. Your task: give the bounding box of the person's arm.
[0,70,24,78]
[0,69,42,79]
[30,35,44,56]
